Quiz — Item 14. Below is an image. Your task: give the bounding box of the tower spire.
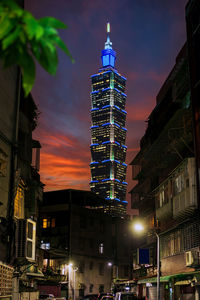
[105,22,112,50]
[101,22,116,68]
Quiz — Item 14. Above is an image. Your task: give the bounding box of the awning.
[138,276,171,284]
[138,271,200,285]
[26,272,44,277]
[175,280,191,285]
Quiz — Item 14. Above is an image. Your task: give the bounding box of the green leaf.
[1,0,23,17]
[23,12,44,40]
[37,40,58,74]
[0,14,16,39]
[2,26,21,49]
[39,16,67,29]
[51,34,74,62]
[18,50,36,97]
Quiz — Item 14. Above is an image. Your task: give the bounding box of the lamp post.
[73,267,78,300]
[68,263,73,300]
[133,222,160,300]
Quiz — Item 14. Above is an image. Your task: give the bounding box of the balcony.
[155,158,197,221]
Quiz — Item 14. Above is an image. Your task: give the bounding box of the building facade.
[90,24,128,216]
[0,63,43,299]
[129,41,200,300]
[39,189,133,299]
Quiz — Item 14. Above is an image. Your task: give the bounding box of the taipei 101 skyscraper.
[90,23,128,216]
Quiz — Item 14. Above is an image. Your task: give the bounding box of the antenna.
[107,22,110,33]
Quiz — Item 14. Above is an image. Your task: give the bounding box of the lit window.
[51,218,56,227]
[14,184,24,219]
[43,219,47,228]
[99,243,104,254]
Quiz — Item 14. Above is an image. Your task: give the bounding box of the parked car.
[82,294,98,300]
[98,294,114,300]
[39,294,55,299]
[114,292,137,300]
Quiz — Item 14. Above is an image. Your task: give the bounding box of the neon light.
[121,76,127,81]
[122,127,127,131]
[115,141,120,146]
[115,179,120,182]
[91,90,99,94]
[122,163,127,167]
[122,145,127,149]
[90,180,99,183]
[90,162,99,165]
[121,92,127,96]
[102,159,110,163]
[113,87,121,93]
[91,74,99,78]
[91,143,99,146]
[114,160,120,164]
[122,182,128,185]
[121,109,127,114]
[102,105,111,109]
[91,108,99,111]
[103,70,112,75]
[122,200,128,203]
[90,125,99,129]
[102,87,110,92]
[102,178,111,182]
[114,123,120,128]
[102,141,110,145]
[114,105,120,110]
[102,122,111,126]
[114,198,121,202]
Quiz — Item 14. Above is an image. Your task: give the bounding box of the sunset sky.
[25,0,188,207]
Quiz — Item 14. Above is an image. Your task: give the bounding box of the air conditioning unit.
[185,251,199,267]
[16,219,36,261]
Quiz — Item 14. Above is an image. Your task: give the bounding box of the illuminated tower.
[90,23,128,216]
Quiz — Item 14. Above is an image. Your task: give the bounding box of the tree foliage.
[0,0,74,96]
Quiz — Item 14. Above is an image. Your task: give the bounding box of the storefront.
[137,271,200,300]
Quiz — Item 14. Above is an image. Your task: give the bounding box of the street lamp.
[132,222,160,300]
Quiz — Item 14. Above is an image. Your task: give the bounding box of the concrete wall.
[0,64,18,219]
[161,252,194,276]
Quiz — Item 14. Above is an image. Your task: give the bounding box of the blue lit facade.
[90,27,127,215]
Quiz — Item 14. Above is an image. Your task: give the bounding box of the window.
[14,184,24,219]
[89,284,94,293]
[51,218,56,227]
[79,261,85,273]
[42,218,55,228]
[156,182,169,208]
[43,219,48,228]
[173,174,184,195]
[99,263,104,275]
[99,243,104,254]
[99,285,104,293]
[26,219,36,261]
[31,142,40,171]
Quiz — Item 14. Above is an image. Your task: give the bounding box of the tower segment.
[90,23,128,216]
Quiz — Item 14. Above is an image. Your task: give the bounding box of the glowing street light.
[132,221,160,300]
[133,222,144,233]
